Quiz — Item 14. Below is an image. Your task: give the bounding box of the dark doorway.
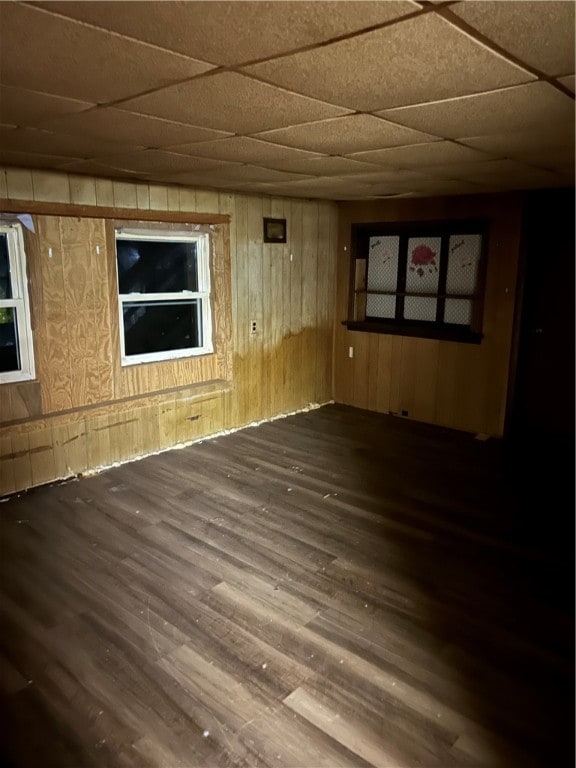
[507,187,575,559]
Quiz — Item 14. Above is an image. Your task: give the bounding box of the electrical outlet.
[251,320,257,333]
[348,346,354,358]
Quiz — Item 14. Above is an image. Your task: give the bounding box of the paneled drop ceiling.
[0,0,574,200]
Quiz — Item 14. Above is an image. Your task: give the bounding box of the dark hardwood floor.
[0,404,573,767]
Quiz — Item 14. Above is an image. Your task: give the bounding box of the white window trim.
[0,223,35,384]
[115,228,213,367]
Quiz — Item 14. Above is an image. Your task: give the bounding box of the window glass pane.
[406,237,441,294]
[446,235,481,295]
[0,233,13,299]
[445,298,472,325]
[366,236,400,291]
[0,306,20,372]
[117,239,198,294]
[404,296,437,321]
[123,300,202,356]
[366,294,396,318]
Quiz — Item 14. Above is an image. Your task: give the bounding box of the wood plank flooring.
[0,404,573,768]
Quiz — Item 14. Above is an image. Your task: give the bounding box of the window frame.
[345,219,489,344]
[0,222,36,384]
[115,227,213,367]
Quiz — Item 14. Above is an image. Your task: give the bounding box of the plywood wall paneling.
[58,421,89,478]
[36,216,74,412]
[149,185,169,212]
[411,339,440,425]
[32,171,70,203]
[95,178,114,208]
[302,201,319,405]
[0,169,338,493]
[352,331,370,410]
[89,219,114,403]
[139,403,161,457]
[336,194,522,436]
[86,413,112,471]
[167,186,180,212]
[28,426,56,487]
[136,183,150,210]
[178,187,196,213]
[158,400,178,451]
[113,182,138,209]
[10,432,31,493]
[60,217,101,407]
[0,382,42,423]
[267,197,286,417]
[0,435,16,496]
[51,421,72,481]
[374,335,394,414]
[247,196,265,424]
[70,176,97,206]
[211,224,233,385]
[287,199,304,414]
[5,168,33,200]
[260,196,273,420]
[0,170,7,199]
[388,336,404,416]
[230,193,249,429]
[314,203,331,403]
[365,334,381,412]
[195,189,220,214]
[219,193,237,430]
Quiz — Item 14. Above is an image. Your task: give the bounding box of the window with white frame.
[0,223,35,383]
[115,228,213,366]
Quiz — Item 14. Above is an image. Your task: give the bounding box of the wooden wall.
[335,194,523,436]
[0,168,338,495]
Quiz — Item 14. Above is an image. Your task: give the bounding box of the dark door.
[510,188,575,440]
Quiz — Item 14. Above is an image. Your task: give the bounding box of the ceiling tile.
[33,1,420,66]
[345,141,494,167]
[159,165,309,186]
[253,114,438,155]
[117,72,351,134]
[0,126,143,158]
[0,85,93,128]
[450,1,575,77]
[37,108,232,148]
[168,136,386,176]
[459,128,575,171]
[167,137,323,165]
[366,177,489,196]
[379,82,575,139]
[558,75,575,94]
[280,156,388,177]
[331,169,433,185]
[55,159,147,178]
[95,149,240,175]
[243,13,534,111]
[0,3,215,104]
[416,158,569,187]
[0,148,76,169]
[246,176,378,199]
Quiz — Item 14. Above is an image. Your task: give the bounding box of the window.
[0,223,35,383]
[346,220,488,343]
[115,228,213,365]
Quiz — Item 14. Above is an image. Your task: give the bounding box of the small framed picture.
[263,217,287,243]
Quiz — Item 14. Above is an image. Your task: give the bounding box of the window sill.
[343,320,483,344]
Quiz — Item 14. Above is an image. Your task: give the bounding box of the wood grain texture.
[335,193,523,436]
[0,172,337,493]
[0,405,572,768]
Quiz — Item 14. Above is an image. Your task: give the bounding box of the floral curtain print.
[409,243,438,277]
